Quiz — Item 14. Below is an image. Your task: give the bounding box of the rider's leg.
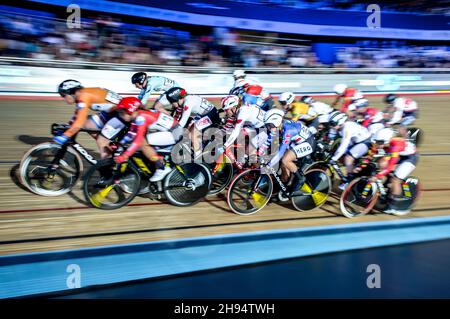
[145,131,178,182]
[281,150,297,182]
[190,126,202,158]
[282,150,305,192]
[385,158,417,213]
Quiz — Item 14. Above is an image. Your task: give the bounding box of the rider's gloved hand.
[114,154,128,164]
[53,134,69,145]
[216,146,225,155]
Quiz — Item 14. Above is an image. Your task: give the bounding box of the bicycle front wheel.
[83,159,141,210]
[227,169,273,215]
[19,142,82,196]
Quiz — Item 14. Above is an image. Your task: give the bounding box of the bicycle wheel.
[291,169,331,212]
[83,159,141,210]
[227,169,273,215]
[204,153,234,196]
[340,177,379,218]
[19,142,82,196]
[164,163,212,206]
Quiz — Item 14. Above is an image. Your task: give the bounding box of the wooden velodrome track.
[0,95,449,256]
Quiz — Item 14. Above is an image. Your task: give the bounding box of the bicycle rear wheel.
[164,163,212,206]
[202,152,234,196]
[227,169,273,215]
[83,159,141,210]
[291,169,331,212]
[340,177,379,218]
[19,142,82,196]
[390,176,422,216]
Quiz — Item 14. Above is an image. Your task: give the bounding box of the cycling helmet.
[246,85,263,96]
[242,93,260,106]
[353,99,369,109]
[374,128,394,144]
[264,108,285,128]
[131,72,147,85]
[58,79,83,97]
[328,111,347,127]
[333,83,347,95]
[279,92,295,105]
[384,93,397,104]
[116,97,142,115]
[165,87,187,104]
[221,95,240,111]
[300,95,314,105]
[233,69,246,79]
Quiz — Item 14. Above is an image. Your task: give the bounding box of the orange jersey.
[65,87,122,137]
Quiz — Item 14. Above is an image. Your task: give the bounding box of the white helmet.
[233,70,246,79]
[279,92,295,105]
[264,109,285,128]
[333,83,348,95]
[328,111,348,127]
[221,95,240,111]
[374,128,394,144]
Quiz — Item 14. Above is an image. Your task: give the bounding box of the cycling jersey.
[372,137,417,178]
[119,110,178,158]
[268,120,313,167]
[339,88,364,112]
[332,121,371,161]
[65,87,122,138]
[224,104,266,148]
[290,101,333,122]
[138,76,179,105]
[387,97,418,126]
[177,95,216,128]
[361,107,384,127]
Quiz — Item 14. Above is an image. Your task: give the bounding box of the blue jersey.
[138,76,179,105]
[268,120,312,167]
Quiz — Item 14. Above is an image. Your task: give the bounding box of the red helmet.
[246,85,263,96]
[116,97,142,114]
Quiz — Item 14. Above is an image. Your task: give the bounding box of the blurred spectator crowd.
[0,10,448,68]
[226,0,450,14]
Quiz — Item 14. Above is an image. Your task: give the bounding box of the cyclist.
[220,95,241,133]
[369,128,419,214]
[113,97,183,182]
[165,87,220,157]
[131,72,179,113]
[353,100,385,136]
[56,79,125,159]
[332,83,364,115]
[230,70,273,111]
[267,117,315,196]
[384,94,418,138]
[328,111,372,189]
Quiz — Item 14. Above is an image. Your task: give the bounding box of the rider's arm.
[64,102,91,138]
[178,103,193,128]
[331,127,351,161]
[223,112,246,149]
[268,135,289,168]
[122,115,148,158]
[387,108,403,125]
[139,86,152,106]
[375,154,400,178]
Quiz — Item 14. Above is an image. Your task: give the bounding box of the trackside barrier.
[1,215,450,298]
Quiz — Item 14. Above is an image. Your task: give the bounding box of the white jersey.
[332,121,371,161]
[224,105,266,148]
[178,95,215,128]
[138,76,179,105]
[310,101,333,115]
[388,97,418,125]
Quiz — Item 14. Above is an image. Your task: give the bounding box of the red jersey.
[119,110,178,158]
[340,88,364,112]
[374,137,416,178]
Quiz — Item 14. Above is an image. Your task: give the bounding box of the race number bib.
[292,142,313,158]
[105,90,122,104]
[195,116,213,131]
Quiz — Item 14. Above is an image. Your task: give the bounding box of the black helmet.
[58,79,83,97]
[131,72,147,85]
[300,95,314,104]
[385,93,397,104]
[165,87,187,103]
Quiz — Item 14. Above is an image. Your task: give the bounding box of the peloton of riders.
[55,73,420,215]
